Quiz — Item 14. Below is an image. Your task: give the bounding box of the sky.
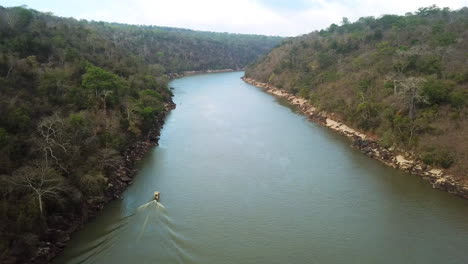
[3,0,468,36]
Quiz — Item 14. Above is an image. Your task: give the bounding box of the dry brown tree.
[36,113,71,174]
[399,76,427,120]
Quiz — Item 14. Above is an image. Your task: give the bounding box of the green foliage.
[298,87,310,98]
[433,32,457,46]
[78,170,107,196]
[451,71,468,84]
[0,127,8,147]
[268,73,276,83]
[449,90,467,109]
[392,115,415,145]
[421,148,454,168]
[317,70,339,83]
[98,131,123,149]
[82,65,128,95]
[139,106,158,120]
[376,41,395,56]
[357,78,372,93]
[68,113,86,128]
[16,199,41,232]
[422,79,453,104]
[38,68,70,103]
[341,17,350,25]
[354,101,381,130]
[406,55,442,75]
[140,89,163,101]
[7,107,31,131]
[7,7,33,30]
[317,52,334,69]
[379,130,395,148]
[416,5,442,17]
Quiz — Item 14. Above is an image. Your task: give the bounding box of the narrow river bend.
[55,72,468,264]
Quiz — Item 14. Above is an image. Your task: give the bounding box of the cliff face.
[246,6,468,183]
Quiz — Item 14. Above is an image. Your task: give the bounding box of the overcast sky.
[3,0,468,36]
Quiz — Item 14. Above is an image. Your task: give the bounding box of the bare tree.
[99,90,113,113]
[10,160,65,216]
[5,54,17,79]
[122,99,143,135]
[4,9,15,28]
[399,77,427,120]
[385,72,404,95]
[122,98,139,121]
[36,113,71,173]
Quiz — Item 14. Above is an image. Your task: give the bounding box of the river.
[54,72,468,264]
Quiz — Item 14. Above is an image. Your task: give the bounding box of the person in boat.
[153,191,160,201]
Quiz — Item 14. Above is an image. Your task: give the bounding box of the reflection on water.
[55,72,468,264]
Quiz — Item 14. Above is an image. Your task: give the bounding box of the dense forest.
[0,5,282,263]
[92,23,283,72]
[246,6,467,180]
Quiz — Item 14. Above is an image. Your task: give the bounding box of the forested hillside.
[92,23,283,72]
[246,6,467,180]
[0,5,281,263]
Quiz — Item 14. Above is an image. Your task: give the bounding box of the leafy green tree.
[449,90,466,109]
[82,65,128,109]
[422,79,452,104]
[82,65,126,95]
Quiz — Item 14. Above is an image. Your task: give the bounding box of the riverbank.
[24,102,176,264]
[167,69,239,79]
[242,77,468,199]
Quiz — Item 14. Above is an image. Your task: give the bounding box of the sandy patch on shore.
[326,118,367,139]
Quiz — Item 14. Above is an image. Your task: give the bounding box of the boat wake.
[58,200,196,264]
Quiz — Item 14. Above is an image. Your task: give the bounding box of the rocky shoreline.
[242,77,468,199]
[25,102,176,264]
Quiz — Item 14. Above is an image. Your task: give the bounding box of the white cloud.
[71,0,468,36]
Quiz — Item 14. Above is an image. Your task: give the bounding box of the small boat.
[153,191,160,201]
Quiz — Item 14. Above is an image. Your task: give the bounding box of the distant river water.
[54,72,468,264]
